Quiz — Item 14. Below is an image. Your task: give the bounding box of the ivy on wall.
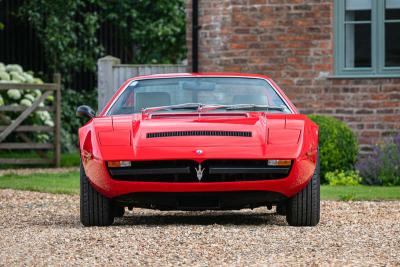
[18,0,187,84]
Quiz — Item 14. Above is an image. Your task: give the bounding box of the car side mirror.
[76,105,96,119]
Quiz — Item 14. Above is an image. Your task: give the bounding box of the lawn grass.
[0,171,399,201]
[321,185,400,201]
[60,153,81,167]
[0,171,79,195]
[0,152,80,168]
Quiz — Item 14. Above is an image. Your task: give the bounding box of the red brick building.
[186,0,400,154]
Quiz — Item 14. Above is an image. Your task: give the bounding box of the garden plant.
[0,62,54,143]
[308,114,359,184]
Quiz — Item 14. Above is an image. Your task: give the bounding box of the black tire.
[286,155,320,226]
[80,162,115,226]
[276,204,286,215]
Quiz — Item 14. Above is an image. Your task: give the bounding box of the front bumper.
[83,156,316,199]
[113,191,287,210]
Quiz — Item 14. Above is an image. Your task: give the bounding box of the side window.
[385,0,400,67]
[344,0,372,68]
[335,0,400,76]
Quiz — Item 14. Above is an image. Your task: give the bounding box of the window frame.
[334,0,400,77]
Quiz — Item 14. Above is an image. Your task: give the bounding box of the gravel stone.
[0,189,399,266]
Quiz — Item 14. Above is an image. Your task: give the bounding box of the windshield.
[107,77,291,115]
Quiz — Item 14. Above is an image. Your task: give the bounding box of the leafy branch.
[18,0,187,85]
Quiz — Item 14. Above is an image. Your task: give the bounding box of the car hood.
[137,114,267,147]
[91,112,309,160]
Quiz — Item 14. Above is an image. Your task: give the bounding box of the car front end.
[78,73,320,226]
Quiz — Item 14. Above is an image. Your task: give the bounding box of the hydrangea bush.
[0,62,54,142]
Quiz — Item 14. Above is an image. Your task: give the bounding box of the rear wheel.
[80,162,115,226]
[286,155,320,226]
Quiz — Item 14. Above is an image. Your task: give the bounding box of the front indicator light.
[107,161,131,168]
[268,160,291,167]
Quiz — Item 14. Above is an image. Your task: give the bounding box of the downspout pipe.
[192,0,199,72]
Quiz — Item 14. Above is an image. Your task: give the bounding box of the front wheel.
[286,155,320,226]
[80,162,115,226]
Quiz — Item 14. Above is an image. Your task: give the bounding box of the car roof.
[128,72,272,81]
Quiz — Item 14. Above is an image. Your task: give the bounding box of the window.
[335,0,400,76]
[107,77,291,115]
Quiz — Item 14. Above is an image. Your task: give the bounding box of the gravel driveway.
[0,189,399,266]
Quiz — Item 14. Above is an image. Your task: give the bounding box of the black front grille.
[108,160,291,182]
[146,131,252,138]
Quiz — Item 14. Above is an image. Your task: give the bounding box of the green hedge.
[61,88,97,152]
[308,115,358,183]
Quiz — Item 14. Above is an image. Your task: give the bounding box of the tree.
[18,0,186,84]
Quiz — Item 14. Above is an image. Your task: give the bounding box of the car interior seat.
[135,92,171,112]
[232,94,267,105]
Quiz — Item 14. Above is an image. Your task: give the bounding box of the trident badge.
[194,164,205,181]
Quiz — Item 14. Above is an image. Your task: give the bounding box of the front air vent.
[108,159,290,182]
[146,130,252,138]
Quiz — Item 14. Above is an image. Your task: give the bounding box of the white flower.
[0,71,10,81]
[23,94,36,102]
[36,111,51,121]
[33,89,42,97]
[44,119,54,127]
[37,133,50,142]
[7,89,21,100]
[5,64,23,73]
[10,71,25,83]
[33,78,44,84]
[20,98,32,107]
[22,73,34,83]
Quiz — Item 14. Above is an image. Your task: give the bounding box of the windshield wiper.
[200,104,285,112]
[142,103,204,114]
[225,104,285,111]
[142,103,285,114]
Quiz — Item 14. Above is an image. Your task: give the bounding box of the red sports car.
[77,73,320,227]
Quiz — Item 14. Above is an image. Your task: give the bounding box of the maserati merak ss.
[77,73,320,227]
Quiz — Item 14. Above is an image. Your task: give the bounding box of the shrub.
[325,170,362,186]
[0,62,53,143]
[308,115,358,183]
[356,133,400,185]
[18,0,186,86]
[1,63,97,152]
[61,88,97,153]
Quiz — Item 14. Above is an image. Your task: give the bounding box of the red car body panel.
[79,73,318,200]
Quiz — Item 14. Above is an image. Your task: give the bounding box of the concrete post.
[97,56,120,111]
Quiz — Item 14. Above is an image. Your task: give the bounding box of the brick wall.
[186,0,400,153]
